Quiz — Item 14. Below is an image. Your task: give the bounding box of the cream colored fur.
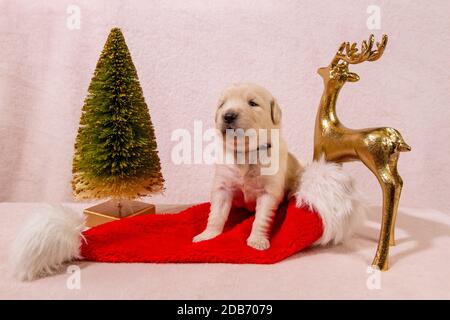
[193,83,302,250]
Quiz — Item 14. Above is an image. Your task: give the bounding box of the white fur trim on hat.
[295,157,366,245]
[9,204,84,281]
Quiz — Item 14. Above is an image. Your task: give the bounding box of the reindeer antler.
[331,34,388,66]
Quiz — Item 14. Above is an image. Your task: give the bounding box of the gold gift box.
[84,199,155,227]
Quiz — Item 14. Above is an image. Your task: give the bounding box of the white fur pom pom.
[295,157,366,245]
[9,204,84,281]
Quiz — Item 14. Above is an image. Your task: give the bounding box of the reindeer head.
[318,34,388,89]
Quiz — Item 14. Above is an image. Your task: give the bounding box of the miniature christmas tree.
[72,28,164,204]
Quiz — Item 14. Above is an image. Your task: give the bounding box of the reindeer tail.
[397,142,411,152]
[395,133,411,152]
[389,128,411,152]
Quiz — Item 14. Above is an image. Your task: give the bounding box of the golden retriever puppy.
[193,83,302,250]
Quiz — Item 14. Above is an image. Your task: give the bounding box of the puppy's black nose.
[223,112,238,124]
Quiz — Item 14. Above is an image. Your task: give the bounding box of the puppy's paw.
[247,235,270,250]
[193,229,221,243]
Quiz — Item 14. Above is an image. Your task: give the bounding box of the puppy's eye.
[248,100,259,107]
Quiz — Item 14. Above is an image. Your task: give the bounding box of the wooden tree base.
[84,199,155,227]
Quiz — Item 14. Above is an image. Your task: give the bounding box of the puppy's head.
[215,83,281,135]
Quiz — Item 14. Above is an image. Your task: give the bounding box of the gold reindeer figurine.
[314,34,411,271]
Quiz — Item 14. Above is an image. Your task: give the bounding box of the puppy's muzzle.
[223,111,238,124]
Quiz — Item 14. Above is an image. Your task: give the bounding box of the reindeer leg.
[387,154,403,247]
[388,179,402,247]
[372,168,402,271]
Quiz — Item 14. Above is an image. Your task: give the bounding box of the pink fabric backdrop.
[0,0,449,212]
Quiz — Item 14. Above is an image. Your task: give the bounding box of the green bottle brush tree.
[72,28,164,203]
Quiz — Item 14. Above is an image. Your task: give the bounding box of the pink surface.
[1,203,449,299]
[0,1,449,213]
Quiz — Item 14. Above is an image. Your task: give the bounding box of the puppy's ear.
[270,99,282,125]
